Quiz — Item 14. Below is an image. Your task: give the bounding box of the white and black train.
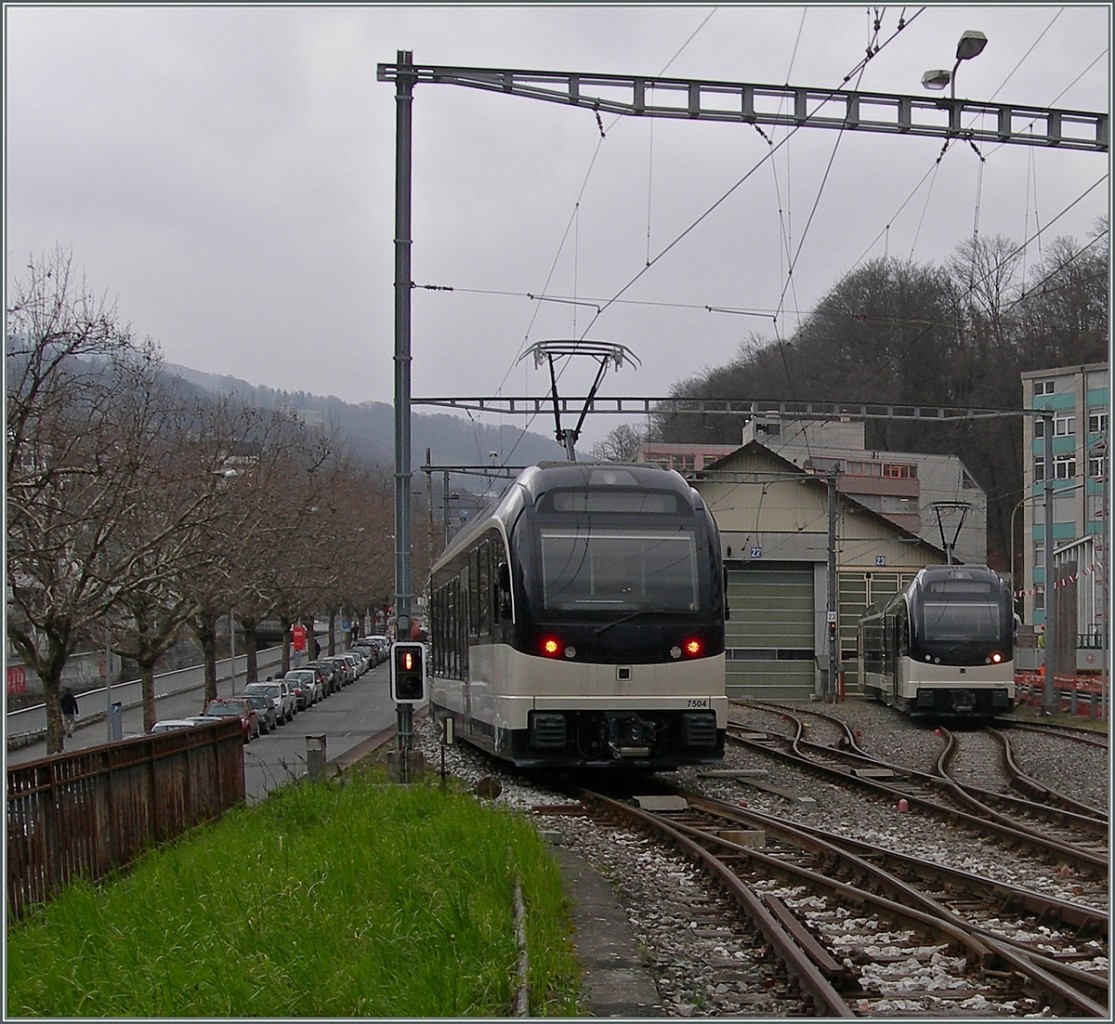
[858,565,1015,718]
[427,462,727,769]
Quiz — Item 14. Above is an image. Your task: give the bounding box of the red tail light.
[540,636,562,658]
[682,637,704,658]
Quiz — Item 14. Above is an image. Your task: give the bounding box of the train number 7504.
[685,698,710,709]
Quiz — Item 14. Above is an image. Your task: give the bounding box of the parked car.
[285,669,322,705]
[284,677,313,711]
[203,698,258,743]
[306,660,341,695]
[323,655,354,686]
[338,652,363,679]
[361,635,390,665]
[240,693,278,734]
[304,664,331,698]
[244,681,295,723]
[150,719,203,734]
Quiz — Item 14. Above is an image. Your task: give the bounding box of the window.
[882,463,916,479]
[1054,454,1076,480]
[1033,379,1055,396]
[538,527,700,612]
[1088,411,1108,434]
[1089,453,1107,479]
[1034,456,1044,482]
[1054,413,1076,436]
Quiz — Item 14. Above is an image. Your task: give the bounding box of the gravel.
[410,700,1109,1017]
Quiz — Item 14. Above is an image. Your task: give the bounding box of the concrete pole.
[827,468,839,703]
[1042,413,1056,712]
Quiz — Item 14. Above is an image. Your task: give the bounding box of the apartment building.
[1019,363,1108,664]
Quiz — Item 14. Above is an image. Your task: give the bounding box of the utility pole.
[1042,412,1056,713]
[391,49,417,781]
[826,468,839,703]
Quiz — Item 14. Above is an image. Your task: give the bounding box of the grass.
[5,768,584,1018]
[1010,699,1110,733]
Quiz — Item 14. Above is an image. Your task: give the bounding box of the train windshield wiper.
[594,610,669,636]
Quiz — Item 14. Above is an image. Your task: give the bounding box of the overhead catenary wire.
[417,9,1102,464]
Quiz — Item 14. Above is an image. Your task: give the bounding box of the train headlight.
[989,652,1003,664]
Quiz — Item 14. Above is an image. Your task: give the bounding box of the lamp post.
[1010,481,1086,617]
[921,29,988,99]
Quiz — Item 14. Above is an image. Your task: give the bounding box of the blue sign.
[750,547,763,559]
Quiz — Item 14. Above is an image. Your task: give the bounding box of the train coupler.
[605,713,657,758]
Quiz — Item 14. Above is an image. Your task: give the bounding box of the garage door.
[725,563,815,699]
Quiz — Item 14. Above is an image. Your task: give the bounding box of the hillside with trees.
[621,223,1109,570]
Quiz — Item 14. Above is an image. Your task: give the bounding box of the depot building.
[639,419,982,700]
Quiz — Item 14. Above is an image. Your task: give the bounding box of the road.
[6,662,412,804]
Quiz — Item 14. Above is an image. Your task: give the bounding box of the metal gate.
[725,563,815,699]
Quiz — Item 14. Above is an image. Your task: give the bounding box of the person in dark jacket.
[60,688,79,737]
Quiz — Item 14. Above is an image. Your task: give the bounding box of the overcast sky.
[5,4,1110,450]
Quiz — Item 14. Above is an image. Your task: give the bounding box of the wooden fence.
[7,720,245,923]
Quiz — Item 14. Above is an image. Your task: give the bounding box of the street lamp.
[921,29,988,99]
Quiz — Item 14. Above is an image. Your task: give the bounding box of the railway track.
[565,785,1108,1017]
[731,702,1109,879]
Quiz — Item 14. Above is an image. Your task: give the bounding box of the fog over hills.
[165,363,565,479]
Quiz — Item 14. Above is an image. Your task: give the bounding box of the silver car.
[284,669,323,704]
[240,693,278,734]
[244,681,295,723]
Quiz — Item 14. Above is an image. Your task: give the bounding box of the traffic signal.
[390,642,427,703]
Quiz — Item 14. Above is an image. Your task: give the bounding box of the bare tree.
[591,422,647,462]
[6,249,158,751]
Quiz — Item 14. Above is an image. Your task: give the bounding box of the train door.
[892,606,909,702]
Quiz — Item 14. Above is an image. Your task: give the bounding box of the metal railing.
[6,719,245,923]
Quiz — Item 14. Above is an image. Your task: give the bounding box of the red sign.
[7,666,27,694]
[291,625,307,652]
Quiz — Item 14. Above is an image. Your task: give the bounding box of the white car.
[284,669,323,704]
[150,719,202,734]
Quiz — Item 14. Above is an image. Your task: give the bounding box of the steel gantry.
[378,61,1108,153]
[380,51,1107,722]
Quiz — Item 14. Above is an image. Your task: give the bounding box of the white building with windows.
[1020,363,1108,667]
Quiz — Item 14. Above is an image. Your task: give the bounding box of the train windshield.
[918,597,1002,643]
[538,527,700,612]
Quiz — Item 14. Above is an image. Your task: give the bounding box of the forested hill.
[648,233,1109,569]
[165,364,563,472]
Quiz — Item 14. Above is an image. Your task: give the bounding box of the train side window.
[497,560,512,617]
[477,540,490,636]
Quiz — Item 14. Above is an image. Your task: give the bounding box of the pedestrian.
[60,687,79,737]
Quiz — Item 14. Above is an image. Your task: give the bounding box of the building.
[641,418,988,565]
[688,442,949,700]
[1019,362,1108,672]
[740,416,987,565]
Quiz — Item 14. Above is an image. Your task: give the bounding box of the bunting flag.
[1013,557,1105,598]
